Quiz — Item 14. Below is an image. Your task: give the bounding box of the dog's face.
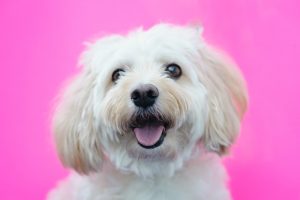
[53,24,248,177]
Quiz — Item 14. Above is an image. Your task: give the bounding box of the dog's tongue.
[134,125,164,146]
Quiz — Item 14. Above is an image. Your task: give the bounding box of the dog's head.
[53,24,248,177]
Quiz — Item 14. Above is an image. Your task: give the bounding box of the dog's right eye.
[112,68,125,82]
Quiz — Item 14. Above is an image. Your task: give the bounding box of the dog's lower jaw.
[47,153,232,200]
[110,148,181,178]
[103,128,200,178]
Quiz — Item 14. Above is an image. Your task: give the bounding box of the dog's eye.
[112,68,125,82]
[165,63,182,78]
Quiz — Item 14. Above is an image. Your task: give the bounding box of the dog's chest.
[119,179,197,200]
[88,157,230,200]
[48,156,231,200]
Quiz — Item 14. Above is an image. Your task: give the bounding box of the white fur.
[48,153,230,200]
[48,24,248,200]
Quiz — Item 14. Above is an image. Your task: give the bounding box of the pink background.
[1,0,299,199]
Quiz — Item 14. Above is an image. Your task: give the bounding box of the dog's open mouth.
[134,124,166,149]
[130,114,169,149]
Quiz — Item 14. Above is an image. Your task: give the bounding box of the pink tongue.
[134,125,164,146]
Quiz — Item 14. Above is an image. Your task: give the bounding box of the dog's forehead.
[86,25,203,83]
[125,27,200,55]
[106,28,201,70]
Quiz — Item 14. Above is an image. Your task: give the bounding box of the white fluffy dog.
[48,23,248,200]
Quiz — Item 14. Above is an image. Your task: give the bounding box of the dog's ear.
[197,45,248,155]
[53,35,124,174]
[53,70,103,174]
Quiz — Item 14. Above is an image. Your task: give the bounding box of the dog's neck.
[83,153,230,200]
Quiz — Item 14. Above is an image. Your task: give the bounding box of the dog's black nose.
[131,84,159,108]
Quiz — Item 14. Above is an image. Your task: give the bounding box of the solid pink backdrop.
[1,0,299,199]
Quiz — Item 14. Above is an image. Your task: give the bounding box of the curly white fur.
[48,23,248,200]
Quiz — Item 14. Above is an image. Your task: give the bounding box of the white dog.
[48,23,248,200]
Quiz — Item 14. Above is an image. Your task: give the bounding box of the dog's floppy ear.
[53,70,103,174]
[53,35,124,174]
[197,45,248,154]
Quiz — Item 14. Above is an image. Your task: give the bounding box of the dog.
[48,23,248,200]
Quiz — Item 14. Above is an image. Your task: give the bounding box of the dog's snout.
[131,84,159,108]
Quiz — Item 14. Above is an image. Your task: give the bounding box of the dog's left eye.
[165,63,182,78]
[112,68,125,82]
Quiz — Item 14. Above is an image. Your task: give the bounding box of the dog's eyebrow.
[113,62,132,70]
[122,64,131,69]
